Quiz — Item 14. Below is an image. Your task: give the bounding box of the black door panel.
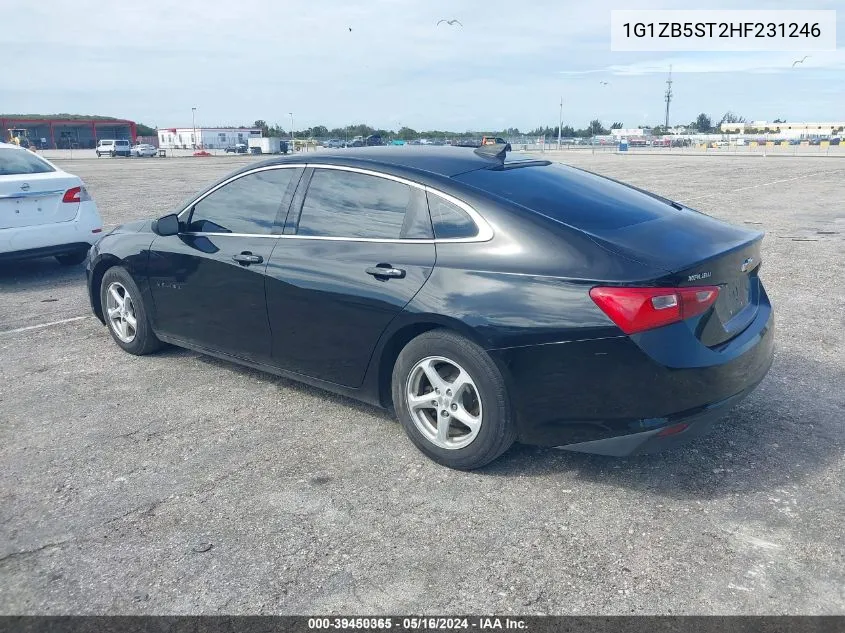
[146,167,300,361]
[265,239,435,386]
[148,235,277,362]
[264,166,436,386]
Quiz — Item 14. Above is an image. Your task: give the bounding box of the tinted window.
[0,148,55,175]
[188,168,295,234]
[427,193,477,239]
[298,169,412,239]
[455,163,676,231]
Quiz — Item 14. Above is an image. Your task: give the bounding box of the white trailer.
[248,137,281,154]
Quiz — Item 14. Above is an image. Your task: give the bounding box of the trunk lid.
[0,172,82,229]
[586,211,764,347]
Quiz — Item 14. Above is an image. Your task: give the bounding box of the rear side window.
[0,148,55,175]
[455,163,676,231]
[297,169,413,239]
[188,168,296,234]
[426,193,477,239]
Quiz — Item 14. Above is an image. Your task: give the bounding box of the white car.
[132,143,157,157]
[0,142,103,265]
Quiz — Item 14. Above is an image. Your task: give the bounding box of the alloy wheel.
[106,282,138,343]
[406,356,483,450]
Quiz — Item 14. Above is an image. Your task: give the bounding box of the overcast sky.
[3,0,843,131]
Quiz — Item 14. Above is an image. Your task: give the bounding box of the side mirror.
[152,213,180,236]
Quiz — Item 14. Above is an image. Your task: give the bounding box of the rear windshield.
[100,141,113,145]
[0,148,56,175]
[116,140,129,145]
[455,163,675,231]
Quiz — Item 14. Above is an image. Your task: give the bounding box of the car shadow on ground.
[154,344,842,502]
[157,346,397,423]
[0,258,87,288]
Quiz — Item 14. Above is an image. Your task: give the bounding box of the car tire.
[110,151,115,157]
[392,329,516,470]
[96,152,101,158]
[100,266,164,356]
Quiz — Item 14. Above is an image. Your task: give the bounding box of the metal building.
[1,116,137,149]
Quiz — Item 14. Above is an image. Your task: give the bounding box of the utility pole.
[191,107,197,149]
[289,112,294,151]
[664,65,673,131]
[558,96,563,150]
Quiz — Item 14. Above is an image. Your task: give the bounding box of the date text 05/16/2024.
[307,617,528,630]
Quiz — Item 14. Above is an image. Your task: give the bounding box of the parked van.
[96,139,131,157]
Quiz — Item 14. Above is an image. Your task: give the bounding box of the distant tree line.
[249,118,628,140]
[137,111,836,141]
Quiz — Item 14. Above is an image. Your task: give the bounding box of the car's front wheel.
[100,267,164,355]
[392,330,516,470]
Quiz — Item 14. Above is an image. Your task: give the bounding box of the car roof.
[256,146,505,178]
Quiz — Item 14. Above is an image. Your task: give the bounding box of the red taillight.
[62,186,81,203]
[62,185,91,204]
[589,285,720,335]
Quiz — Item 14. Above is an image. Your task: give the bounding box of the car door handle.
[365,265,405,279]
[232,252,263,265]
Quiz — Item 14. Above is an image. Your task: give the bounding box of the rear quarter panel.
[405,196,667,350]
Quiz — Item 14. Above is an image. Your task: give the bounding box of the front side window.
[187,168,297,235]
[0,148,55,175]
[297,169,414,239]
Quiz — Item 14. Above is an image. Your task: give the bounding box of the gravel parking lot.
[1,153,843,615]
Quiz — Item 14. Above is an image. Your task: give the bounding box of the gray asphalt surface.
[1,153,843,615]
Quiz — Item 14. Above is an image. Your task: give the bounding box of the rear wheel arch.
[376,317,491,409]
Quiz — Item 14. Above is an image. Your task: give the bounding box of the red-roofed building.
[1,116,137,149]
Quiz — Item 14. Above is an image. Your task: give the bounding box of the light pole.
[191,107,197,149]
[557,96,563,150]
[289,112,294,151]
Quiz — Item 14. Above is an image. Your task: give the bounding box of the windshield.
[0,148,55,175]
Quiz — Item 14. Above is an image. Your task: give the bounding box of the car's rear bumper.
[0,202,103,257]
[555,376,767,456]
[489,289,774,451]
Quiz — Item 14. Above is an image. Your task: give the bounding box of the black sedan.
[86,146,774,470]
